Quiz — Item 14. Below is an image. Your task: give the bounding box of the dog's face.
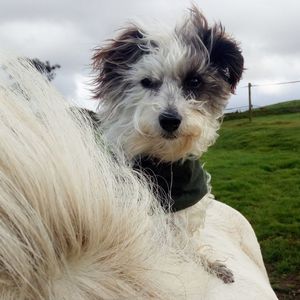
[93,7,244,161]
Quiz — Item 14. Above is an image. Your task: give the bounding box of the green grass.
[225,99,300,120]
[202,111,300,299]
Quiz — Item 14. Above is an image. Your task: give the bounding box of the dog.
[89,6,244,283]
[92,7,243,162]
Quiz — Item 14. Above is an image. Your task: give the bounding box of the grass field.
[225,99,300,120]
[202,103,300,299]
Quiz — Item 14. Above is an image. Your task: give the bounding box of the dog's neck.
[133,156,208,212]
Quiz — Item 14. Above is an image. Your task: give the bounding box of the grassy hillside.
[202,109,300,299]
[225,99,300,120]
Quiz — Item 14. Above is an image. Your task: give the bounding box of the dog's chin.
[161,132,178,140]
[125,133,199,162]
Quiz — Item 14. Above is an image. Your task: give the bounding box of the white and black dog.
[89,7,244,283]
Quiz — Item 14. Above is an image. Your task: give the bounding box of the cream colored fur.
[0,55,278,299]
[0,55,211,299]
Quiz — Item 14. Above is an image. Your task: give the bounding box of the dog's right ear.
[92,25,148,99]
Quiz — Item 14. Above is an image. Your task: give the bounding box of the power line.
[225,104,260,111]
[242,80,300,88]
[227,79,300,121]
[225,105,248,111]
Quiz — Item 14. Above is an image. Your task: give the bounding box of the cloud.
[0,0,299,108]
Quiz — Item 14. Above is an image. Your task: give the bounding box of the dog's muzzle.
[159,110,182,133]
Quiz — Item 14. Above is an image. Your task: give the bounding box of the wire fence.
[242,80,300,88]
[225,79,300,114]
[225,105,260,111]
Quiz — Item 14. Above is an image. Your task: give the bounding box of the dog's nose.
[159,110,182,133]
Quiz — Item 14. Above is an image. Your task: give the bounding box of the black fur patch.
[92,26,148,99]
[178,7,244,93]
[202,27,244,92]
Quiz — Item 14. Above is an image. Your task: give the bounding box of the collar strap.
[133,157,208,212]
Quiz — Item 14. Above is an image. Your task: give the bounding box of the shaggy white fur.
[0,55,211,299]
[0,53,278,299]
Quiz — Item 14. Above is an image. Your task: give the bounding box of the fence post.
[248,82,252,122]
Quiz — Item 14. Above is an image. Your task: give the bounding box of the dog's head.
[92,7,244,161]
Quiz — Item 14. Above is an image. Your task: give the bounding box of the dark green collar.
[133,157,208,212]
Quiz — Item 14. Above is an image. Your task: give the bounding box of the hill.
[225,99,300,120]
[202,111,300,299]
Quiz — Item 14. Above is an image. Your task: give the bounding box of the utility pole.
[248,82,252,122]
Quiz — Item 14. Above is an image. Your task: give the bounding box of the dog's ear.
[181,6,244,93]
[92,25,148,99]
[203,26,244,93]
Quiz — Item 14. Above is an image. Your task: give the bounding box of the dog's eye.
[140,78,160,90]
[184,74,203,90]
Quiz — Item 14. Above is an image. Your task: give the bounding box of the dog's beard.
[99,100,221,162]
[126,134,210,162]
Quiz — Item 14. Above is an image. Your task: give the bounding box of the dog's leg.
[204,259,235,284]
[171,216,234,284]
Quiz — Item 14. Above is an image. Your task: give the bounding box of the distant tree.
[30,58,61,81]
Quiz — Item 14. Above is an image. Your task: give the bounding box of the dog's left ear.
[182,7,244,93]
[203,26,244,93]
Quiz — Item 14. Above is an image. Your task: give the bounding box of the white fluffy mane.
[0,54,211,299]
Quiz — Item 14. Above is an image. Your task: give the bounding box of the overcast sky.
[1,0,300,111]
